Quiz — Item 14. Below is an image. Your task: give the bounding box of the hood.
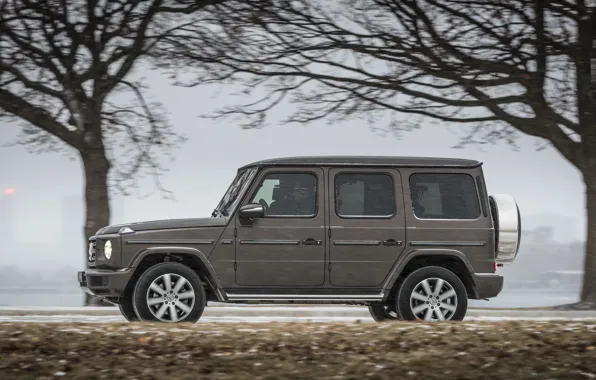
[96,217,229,235]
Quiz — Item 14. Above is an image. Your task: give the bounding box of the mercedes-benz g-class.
[78,156,520,323]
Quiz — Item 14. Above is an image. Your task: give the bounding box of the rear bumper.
[78,268,134,298]
[472,274,504,299]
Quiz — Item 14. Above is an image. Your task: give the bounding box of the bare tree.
[0,0,225,305]
[162,0,596,307]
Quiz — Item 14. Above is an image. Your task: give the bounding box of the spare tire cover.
[489,194,521,265]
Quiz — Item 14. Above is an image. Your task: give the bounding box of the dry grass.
[1,321,596,379]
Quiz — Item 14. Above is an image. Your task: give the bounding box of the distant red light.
[3,188,15,195]
[494,261,497,272]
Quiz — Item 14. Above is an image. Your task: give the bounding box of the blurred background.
[0,75,584,308]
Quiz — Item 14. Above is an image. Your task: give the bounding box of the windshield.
[212,167,258,217]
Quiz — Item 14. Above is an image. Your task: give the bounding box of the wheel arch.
[382,250,477,302]
[122,247,226,303]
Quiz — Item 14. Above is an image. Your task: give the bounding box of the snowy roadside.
[0,305,595,322]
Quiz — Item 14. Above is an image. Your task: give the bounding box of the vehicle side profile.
[78,156,521,323]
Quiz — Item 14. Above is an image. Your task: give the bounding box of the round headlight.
[104,240,112,260]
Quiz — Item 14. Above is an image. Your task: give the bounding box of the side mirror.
[238,203,265,219]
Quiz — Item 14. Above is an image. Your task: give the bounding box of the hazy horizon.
[0,72,587,272]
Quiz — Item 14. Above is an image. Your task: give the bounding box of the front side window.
[335,173,395,218]
[409,173,480,219]
[250,172,317,217]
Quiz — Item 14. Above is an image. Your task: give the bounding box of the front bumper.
[78,268,134,298]
[472,274,504,299]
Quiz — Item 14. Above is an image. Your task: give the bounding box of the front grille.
[88,239,97,262]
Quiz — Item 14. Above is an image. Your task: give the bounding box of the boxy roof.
[239,156,482,170]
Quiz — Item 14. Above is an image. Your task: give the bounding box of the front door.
[328,168,406,287]
[235,167,326,287]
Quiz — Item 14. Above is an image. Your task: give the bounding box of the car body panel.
[400,166,495,274]
[79,156,515,306]
[327,167,407,287]
[234,167,326,287]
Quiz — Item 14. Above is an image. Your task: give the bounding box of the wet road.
[1,305,595,323]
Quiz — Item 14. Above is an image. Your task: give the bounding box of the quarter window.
[249,172,317,217]
[409,173,480,219]
[335,173,395,218]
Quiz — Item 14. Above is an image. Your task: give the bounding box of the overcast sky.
[0,72,585,269]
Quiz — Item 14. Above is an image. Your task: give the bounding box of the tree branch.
[0,87,82,149]
[164,0,583,164]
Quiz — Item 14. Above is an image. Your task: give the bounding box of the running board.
[224,293,385,302]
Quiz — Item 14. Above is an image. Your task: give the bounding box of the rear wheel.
[132,262,206,323]
[396,266,468,321]
[368,304,402,322]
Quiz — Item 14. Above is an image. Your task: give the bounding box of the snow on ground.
[2,304,596,323]
[1,315,596,323]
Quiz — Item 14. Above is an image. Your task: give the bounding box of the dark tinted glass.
[335,173,395,218]
[251,173,317,217]
[409,173,480,219]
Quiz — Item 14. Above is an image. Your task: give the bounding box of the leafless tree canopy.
[157,0,596,305]
[162,0,593,168]
[0,0,229,305]
[0,0,223,196]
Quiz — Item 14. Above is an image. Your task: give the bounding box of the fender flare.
[130,246,226,301]
[381,249,476,300]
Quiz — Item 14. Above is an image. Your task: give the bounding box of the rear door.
[328,168,406,287]
[404,168,493,273]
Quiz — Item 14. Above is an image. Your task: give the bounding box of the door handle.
[383,239,402,246]
[302,238,322,245]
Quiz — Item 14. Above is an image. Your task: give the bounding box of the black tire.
[368,304,402,322]
[396,266,468,321]
[118,299,139,322]
[132,262,206,323]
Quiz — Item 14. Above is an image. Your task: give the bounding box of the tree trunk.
[81,149,111,306]
[580,5,596,306]
[580,173,596,305]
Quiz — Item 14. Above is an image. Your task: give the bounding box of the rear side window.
[409,173,480,219]
[335,173,395,218]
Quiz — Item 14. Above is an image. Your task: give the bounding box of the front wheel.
[132,262,206,323]
[118,298,139,322]
[368,304,402,322]
[396,266,468,321]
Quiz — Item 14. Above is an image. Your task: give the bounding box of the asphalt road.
[1,305,595,323]
[0,287,580,308]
